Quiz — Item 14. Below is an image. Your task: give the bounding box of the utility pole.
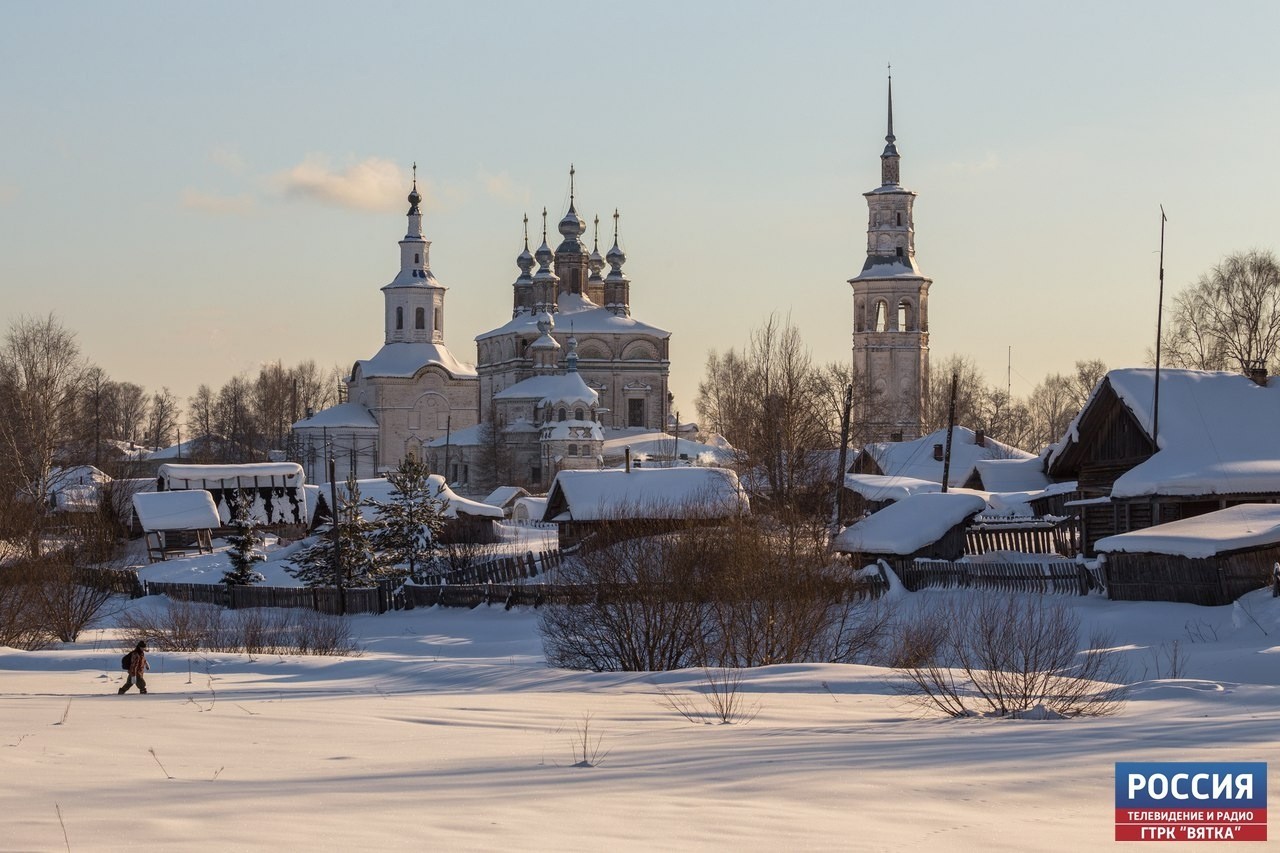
[328,456,344,616]
[1153,206,1168,448]
[941,373,958,494]
[831,383,853,534]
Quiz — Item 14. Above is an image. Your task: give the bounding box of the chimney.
[933,443,944,461]
[975,429,986,447]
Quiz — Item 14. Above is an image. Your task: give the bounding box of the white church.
[291,170,672,492]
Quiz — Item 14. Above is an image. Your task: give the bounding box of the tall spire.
[886,66,895,145]
[880,68,901,185]
[569,163,576,208]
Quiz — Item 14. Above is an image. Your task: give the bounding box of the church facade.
[292,170,671,492]
[849,76,931,443]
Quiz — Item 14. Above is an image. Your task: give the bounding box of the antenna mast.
[1153,206,1167,448]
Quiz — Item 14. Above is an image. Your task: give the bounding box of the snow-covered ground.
[4,562,1280,850]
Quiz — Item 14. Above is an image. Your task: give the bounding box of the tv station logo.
[1116,762,1267,841]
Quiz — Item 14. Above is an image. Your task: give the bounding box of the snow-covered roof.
[973,457,1050,492]
[132,490,221,531]
[159,463,305,489]
[355,342,478,380]
[512,496,548,520]
[1095,504,1280,559]
[1051,369,1280,498]
[325,475,503,520]
[848,257,924,280]
[292,402,379,430]
[483,486,529,509]
[545,467,750,522]
[832,492,986,555]
[476,293,670,341]
[493,371,597,406]
[424,422,487,448]
[601,430,737,466]
[862,426,1035,487]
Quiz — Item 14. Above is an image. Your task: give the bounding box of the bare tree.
[147,387,180,451]
[1161,249,1280,373]
[0,315,88,557]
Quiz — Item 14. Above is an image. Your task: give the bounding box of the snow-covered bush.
[898,594,1128,718]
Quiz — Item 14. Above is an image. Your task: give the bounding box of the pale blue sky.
[2,1,1277,420]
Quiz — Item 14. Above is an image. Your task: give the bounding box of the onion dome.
[605,209,626,276]
[516,214,534,280]
[407,162,422,214]
[556,164,587,253]
[588,215,605,281]
[533,207,555,274]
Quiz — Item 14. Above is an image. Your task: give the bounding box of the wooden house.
[1047,368,1280,555]
[543,467,750,550]
[833,492,987,568]
[1095,503,1280,605]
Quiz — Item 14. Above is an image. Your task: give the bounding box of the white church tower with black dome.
[849,74,930,442]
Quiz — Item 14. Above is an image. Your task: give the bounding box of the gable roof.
[861,426,1035,487]
[544,467,749,522]
[1049,368,1280,498]
[832,492,986,555]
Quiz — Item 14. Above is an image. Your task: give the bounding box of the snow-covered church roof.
[291,401,379,430]
[494,370,597,407]
[476,293,669,341]
[354,342,477,380]
[1049,368,1280,498]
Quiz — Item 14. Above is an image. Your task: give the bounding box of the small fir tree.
[289,475,381,588]
[367,455,448,583]
[222,490,266,586]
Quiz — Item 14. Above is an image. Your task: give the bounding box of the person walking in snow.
[118,641,150,694]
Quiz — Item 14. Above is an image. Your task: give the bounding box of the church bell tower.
[849,73,931,442]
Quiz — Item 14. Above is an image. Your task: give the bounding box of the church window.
[896,212,903,226]
[567,444,578,457]
[558,407,566,422]
[415,307,425,329]
[895,247,903,257]
[898,300,910,331]
[628,398,644,427]
[435,308,442,334]
[874,301,888,333]
[414,253,420,264]
[395,307,403,330]
[575,408,584,421]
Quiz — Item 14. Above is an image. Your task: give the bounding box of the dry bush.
[659,667,760,725]
[0,563,52,650]
[885,606,952,669]
[898,595,1128,718]
[118,599,356,656]
[35,559,118,643]
[539,513,894,672]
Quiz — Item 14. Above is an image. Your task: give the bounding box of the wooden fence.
[1103,548,1278,606]
[893,558,1093,596]
[424,550,563,586]
[965,517,1080,557]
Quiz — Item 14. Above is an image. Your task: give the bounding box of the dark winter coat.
[128,649,149,677]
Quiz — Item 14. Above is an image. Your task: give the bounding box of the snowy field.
[4,560,1280,850]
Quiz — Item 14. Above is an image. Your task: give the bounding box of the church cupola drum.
[849,73,931,443]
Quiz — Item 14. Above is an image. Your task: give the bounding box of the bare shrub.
[0,563,53,650]
[899,595,1128,718]
[118,599,357,656]
[659,667,760,725]
[885,606,952,669]
[35,559,118,643]
[568,712,610,767]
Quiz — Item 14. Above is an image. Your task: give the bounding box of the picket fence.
[892,558,1095,596]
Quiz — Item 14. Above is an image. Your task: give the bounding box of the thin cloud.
[210,146,246,175]
[181,189,255,215]
[272,155,409,212]
[479,170,528,204]
[0,183,17,205]
[946,152,1000,174]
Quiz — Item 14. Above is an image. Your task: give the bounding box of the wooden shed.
[1095,503,1280,605]
[132,490,221,563]
[833,492,987,567]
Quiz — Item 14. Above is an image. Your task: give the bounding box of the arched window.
[415,307,425,330]
[874,301,888,333]
[896,212,903,226]
[395,306,403,330]
[895,246,904,257]
[575,408,584,421]
[567,444,578,457]
[434,308,442,335]
[898,299,914,331]
[414,253,420,264]
[558,407,566,422]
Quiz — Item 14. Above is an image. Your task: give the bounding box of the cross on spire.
[541,207,547,241]
[612,208,620,243]
[886,67,895,144]
[593,214,599,251]
[523,213,529,249]
[569,163,576,206]
[412,161,418,189]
